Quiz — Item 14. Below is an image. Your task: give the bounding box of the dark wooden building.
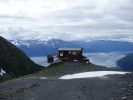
[58,48,83,61]
[47,48,89,63]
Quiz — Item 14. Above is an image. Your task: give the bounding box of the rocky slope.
[0,62,132,100]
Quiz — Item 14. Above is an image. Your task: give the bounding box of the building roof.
[58,48,82,51]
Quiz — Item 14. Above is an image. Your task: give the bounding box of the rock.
[121,96,127,100]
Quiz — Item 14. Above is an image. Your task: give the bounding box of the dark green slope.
[117,53,133,70]
[0,36,43,79]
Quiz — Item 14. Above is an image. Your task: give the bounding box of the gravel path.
[0,62,133,100]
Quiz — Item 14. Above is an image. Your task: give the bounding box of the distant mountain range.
[0,36,42,82]
[10,39,133,57]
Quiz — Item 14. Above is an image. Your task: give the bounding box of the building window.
[69,51,72,54]
[72,51,77,55]
[60,52,63,56]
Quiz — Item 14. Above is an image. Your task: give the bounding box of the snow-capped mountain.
[10,39,79,56]
[10,39,133,57]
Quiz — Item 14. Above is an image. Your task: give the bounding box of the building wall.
[59,50,83,61]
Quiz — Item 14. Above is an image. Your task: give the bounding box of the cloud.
[0,0,133,42]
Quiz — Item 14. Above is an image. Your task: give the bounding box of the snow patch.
[59,71,130,79]
[0,68,6,76]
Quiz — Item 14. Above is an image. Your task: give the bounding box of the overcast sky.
[0,0,133,42]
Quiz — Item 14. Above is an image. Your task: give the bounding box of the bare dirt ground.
[0,62,133,100]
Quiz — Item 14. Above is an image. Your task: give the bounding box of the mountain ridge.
[10,39,133,57]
